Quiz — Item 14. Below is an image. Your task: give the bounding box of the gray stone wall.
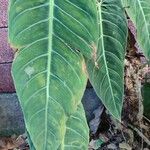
[0,89,102,136]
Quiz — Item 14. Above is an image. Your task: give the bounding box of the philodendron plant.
[8,0,150,149]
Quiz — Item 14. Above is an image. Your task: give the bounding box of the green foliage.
[142,83,150,119]
[122,0,150,59]
[9,0,93,149]
[8,0,150,149]
[86,0,128,120]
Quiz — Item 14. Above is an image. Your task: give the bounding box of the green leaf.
[142,83,150,119]
[9,0,98,58]
[8,0,97,149]
[26,131,36,150]
[86,0,128,120]
[62,104,89,150]
[27,104,89,150]
[122,0,150,59]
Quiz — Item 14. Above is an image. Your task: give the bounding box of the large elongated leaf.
[86,0,128,120]
[27,104,89,150]
[122,0,150,59]
[8,0,97,149]
[59,104,89,150]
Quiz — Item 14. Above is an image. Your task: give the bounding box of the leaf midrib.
[97,2,119,118]
[45,0,54,149]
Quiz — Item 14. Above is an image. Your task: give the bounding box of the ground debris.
[0,134,29,150]
[89,110,150,150]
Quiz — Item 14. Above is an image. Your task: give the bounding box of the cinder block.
[0,0,8,27]
[0,93,25,136]
[0,28,14,63]
[0,63,15,92]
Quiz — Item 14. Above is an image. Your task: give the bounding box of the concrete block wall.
[0,0,15,92]
[0,1,24,136]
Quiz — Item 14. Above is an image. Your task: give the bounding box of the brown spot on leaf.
[91,43,99,69]
[9,43,25,61]
[9,41,25,53]
[91,43,97,62]
[94,61,99,69]
[81,60,88,76]
[9,44,19,53]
